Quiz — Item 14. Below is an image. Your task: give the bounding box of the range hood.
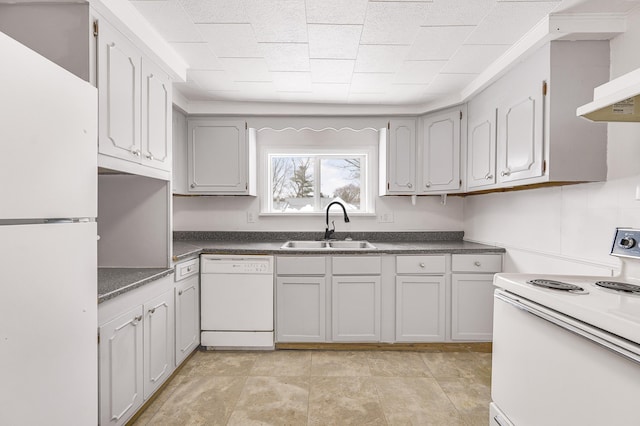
[577,67,640,122]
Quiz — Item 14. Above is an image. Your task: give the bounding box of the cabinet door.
[276,276,326,342]
[451,274,495,341]
[420,110,461,193]
[332,276,381,342]
[97,19,141,162]
[187,120,248,194]
[467,111,497,189]
[385,119,416,193]
[175,275,200,365]
[141,58,172,172]
[395,276,446,342]
[143,290,174,399]
[497,81,545,184]
[99,306,144,426]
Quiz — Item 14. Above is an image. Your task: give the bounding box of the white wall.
[463,7,640,275]
[173,194,464,232]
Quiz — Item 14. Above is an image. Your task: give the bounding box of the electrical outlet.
[247,212,257,223]
[378,212,394,223]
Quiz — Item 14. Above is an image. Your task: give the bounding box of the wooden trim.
[454,181,586,197]
[275,342,492,353]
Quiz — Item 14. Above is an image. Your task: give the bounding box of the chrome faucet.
[324,201,350,240]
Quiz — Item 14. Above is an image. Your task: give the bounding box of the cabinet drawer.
[452,254,502,273]
[175,258,199,281]
[396,255,446,274]
[332,256,381,275]
[277,257,325,275]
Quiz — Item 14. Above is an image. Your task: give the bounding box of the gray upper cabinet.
[419,108,462,194]
[465,40,609,192]
[380,119,416,195]
[96,14,172,180]
[186,119,256,195]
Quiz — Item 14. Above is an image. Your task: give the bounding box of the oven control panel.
[611,228,640,258]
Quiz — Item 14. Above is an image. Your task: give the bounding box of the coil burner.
[527,279,589,294]
[595,281,640,295]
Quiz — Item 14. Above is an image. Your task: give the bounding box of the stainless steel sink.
[280,240,376,250]
[280,241,329,249]
[328,240,376,249]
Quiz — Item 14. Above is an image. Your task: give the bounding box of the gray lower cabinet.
[276,276,326,342]
[99,306,144,426]
[395,255,446,342]
[276,256,326,342]
[395,275,446,342]
[331,256,382,342]
[175,258,200,365]
[332,275,381,342]
[450,254,502,341]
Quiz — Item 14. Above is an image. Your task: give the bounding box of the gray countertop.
[173,239,505,261]
[98,268,174,304]
[102,233,504,305]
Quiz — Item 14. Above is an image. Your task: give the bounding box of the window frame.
[259,146,376,216]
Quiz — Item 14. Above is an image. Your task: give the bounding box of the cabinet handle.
[474,261,481,267]
[190,183,196,188]
[187,266,192,272]
[500,170,511,177]
[419,262,425,268]
[149,308,156,314]
[132,315,142,325]
[145,153,155,160]
[178,290,183,296]
[130,148,141,157]
[485,174,493,180]
[425,182,431,188]
[407,183,413,189]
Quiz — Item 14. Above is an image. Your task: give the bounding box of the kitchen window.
[257,127,378,215]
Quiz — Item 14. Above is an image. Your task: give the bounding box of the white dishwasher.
[200,255,274,349]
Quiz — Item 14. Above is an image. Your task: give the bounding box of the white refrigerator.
[0,32,98,425]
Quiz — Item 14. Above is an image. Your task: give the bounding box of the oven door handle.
[495,290,640,366]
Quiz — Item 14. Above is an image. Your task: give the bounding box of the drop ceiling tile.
[170,42,223,69]
[234,81,278,94]
[394,61,446,84]
[197,24,261,57]
[354,45,410,73]
[406,26,475,60]
[272,72,313,92]
[312,83,350,101]
[220,58,271,82]
[360,2,429,45]
[421,0,497,26]
[425,73,477,94]
[310,59,355,83]
[441,44,509,73]
[308,25,362,59]
[306,0,368,24]
[245,0,307,42]
[350,73,395,93]
[466,2,561,45]
[139,0,203,42]
[385,84,430,105]
[177,0,250,23]
[187,70,238,91]
[259,43,310,72]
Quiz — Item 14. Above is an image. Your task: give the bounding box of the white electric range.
[490,228,640,426]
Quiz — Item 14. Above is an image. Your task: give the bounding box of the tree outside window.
[270,154,364,213]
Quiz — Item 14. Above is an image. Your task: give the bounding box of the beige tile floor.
[132,349,492,426]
